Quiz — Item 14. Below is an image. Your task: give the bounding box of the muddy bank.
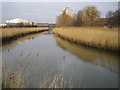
[2,29,49,43]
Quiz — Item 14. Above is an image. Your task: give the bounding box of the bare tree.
[106,11,114,27]
[74,10,83,26]
[56,6,101,27]
[106,10,120,27]
[82,6,100,26]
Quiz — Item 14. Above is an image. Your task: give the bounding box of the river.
[1,31,118,88]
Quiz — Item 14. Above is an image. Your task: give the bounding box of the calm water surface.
[1,31,118,88]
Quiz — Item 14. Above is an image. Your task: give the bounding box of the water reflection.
[1,31,48,51]
[2,32,118,88]
[54,35,118,73]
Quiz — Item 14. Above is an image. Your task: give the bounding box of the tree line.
[56,6,119,27]
[106,10,120,27]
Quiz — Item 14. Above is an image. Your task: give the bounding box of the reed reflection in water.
[54,35,118,73]
[1,31,48,51]
[2,32,118,88]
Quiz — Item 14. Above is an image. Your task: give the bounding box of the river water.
[1,31,118,88]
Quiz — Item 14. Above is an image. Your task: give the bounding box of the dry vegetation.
[54,35,118,73]
[3,70,67,88]
[2,61,70,88]
[0,27,48,39]
[53,27,119,51]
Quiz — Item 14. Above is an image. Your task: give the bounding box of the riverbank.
[0,27,49,42]
[54,35,118,73]
[53,27,119,52]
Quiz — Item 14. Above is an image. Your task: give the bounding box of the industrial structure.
[0,23,7,28]
[0,18,56,28]
[63,7,75,17]
[5,18,34,27]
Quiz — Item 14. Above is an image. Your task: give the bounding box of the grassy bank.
[0,27,49,41]
[53,27,119,52]
[54,35,118,73]
[2,31,48,50]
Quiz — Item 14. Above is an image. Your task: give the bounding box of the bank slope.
[53,27,119,52]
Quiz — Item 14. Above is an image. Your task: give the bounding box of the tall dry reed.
[53,27,119,51]
[0,27,48,38]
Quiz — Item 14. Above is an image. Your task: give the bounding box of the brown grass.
[1,31,48,50]
[53,27,119,51]
[2,62,70,88]
[0,27,48,38]
[54,35,118,73]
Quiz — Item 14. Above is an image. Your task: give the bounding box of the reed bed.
[2,61,70,88]
[54,35,118,73]
[53,27,119,51]
[2,70,67,88]
[0,27,48,39]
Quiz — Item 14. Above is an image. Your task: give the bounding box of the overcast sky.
[2,2,118,23]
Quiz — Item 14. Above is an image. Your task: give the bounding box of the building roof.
[0,23,7,27]
[63,7,75,17]
[5,18,29,23]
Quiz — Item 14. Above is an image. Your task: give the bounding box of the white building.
[62,7,75,17]
[0,23,7,28]
[5,18,34,27]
